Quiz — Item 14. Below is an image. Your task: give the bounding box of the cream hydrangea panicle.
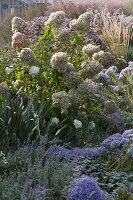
[11,16,27,33]
[70,12,91,34]
[51,52,68,73]
[73,119,82,129]
[55,28,70,43]
[52,91,70,110]
[68,89,82,105]
[80,60,103,79]
[77,78,97,95]
[82,44,100,56]
[12,32,29,50]
[51,117,59,125]
[13,80,24,89]
[45,11,65,29]
[63,71,82,89]
[18,48,36,65]
[88,121,96,130]
[29,66,40,77]
[66,62,76,72]
[92,51,116,67]
[5,66,14,74]
[0,83,9,95]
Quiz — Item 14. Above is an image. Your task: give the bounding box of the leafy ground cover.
[0,8,133,200]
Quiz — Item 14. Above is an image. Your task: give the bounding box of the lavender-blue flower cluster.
[67,176,106,200]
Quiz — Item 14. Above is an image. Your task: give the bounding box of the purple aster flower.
[101,133,130,149]
[96,71,109,84]
[89,32,102,44]
[67,176,106,200]
[122,129,133,141]
[105,66,118,76]
[128,61,133,67]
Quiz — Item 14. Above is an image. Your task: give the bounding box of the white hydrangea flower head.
[73,119,82,129]
[13,79,24,89]
[0,82,9,95]
[66,62,76,72]
[88,121,96,130]
[29,66,40,77]
[70,12,91,34]
[92,50,105,61]
[68,89,82,105]
[77,78,97,95]
[51,117,59,125]
[55,28,70,43]
[80,60,103,78]
[11,16,27,33]
[82,44,100,56]
[12,32,29,50]
[63,71,82,88]
[52,91,70,110]
[18,48,36,65]
[51,52,68,73]
[5,65,14,74]
[45,11,65,29]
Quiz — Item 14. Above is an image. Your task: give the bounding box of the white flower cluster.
[11,17,27,33]
[82,44,100,56]
[77,78,97,95]
[51,117,59,125]
[13,79,24,89]
[18,48,36,66]
[51,52,68,73]
[80,60,103,79]
[70,12,91,34]
[11,16,31,54]
[0,82,9,95]
[68,89,82,105]
[63,71,82,88]
[29,66,40,77]
[73,119,82,129]
[66,62,76,72]
[51,52,82,89]
[88,121,95,130]
[52,91,70,110]
[92,51,116,67]
[5,65,14,74]
[45,11,65,29]
[92,50,105,61]
[12,32,28,50]
[54,28,70,43]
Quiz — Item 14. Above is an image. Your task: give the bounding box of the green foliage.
[79,158,133,195]
[114,189,133,200]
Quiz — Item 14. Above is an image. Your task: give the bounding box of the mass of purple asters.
[67,176,107,200]
[96,66,118,85]
[100,133,130,149]
[89,32,108,51]
[28,16,49,40]
[96,71,109,85]
[119,65,133,80]
[46,129,133,160]
[46,144,105,160]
